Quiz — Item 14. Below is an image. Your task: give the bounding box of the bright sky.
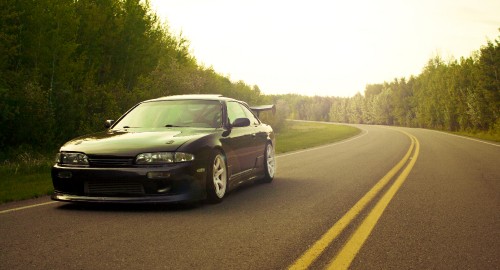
[149,0,499,97]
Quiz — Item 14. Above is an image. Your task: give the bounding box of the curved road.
[1,125,499,269]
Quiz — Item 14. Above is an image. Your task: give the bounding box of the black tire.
[261,142,276,183]
[206,150,228,204]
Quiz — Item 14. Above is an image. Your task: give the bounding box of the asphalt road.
[1,125,499,269]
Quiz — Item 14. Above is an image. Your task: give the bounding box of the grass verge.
[0,121,361,204]
[0,153,54,204]
[450,130,500,142]
[275,120,361,154]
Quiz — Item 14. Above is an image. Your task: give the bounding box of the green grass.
[0,172,53,203]
[0,121,361,204]
[450,130,500,142]
[275,120,361,154]
[0,153,54,204]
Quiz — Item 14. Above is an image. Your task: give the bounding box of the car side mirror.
[104,119,115,128]
[231,118,250,128]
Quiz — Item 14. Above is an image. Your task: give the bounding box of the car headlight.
[135,152,194,164]
[56,152,89,165]
[174,152,195,162]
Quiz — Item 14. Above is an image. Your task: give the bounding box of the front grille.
[88,158,134,167]
[85,180,145,196]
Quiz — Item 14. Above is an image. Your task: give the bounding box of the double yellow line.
[289,130,420,270]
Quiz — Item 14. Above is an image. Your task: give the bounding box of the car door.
[239,103,267,168]
[223,101,256,174]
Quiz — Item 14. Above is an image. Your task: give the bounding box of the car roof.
[145,94,242,103]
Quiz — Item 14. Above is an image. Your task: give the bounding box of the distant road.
[1,125,498,269]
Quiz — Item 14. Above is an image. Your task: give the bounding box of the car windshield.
[114,100,222,129]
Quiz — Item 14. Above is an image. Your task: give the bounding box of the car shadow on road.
[55,201,201,212]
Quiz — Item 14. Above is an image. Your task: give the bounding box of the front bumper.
[51,162,207,204]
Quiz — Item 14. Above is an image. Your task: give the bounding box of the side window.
[240,105,260,126]
[226,102,247,124]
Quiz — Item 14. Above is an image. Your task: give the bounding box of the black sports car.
[51,94,276,204]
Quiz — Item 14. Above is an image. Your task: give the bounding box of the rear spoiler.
[250,104,276,117]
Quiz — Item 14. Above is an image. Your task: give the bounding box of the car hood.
[60,128,217,156]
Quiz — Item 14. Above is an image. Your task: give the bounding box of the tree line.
[1,0,497,156]
[0,0,269,155]
[272,33,499,133]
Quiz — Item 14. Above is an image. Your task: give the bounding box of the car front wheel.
[206,150,227,203]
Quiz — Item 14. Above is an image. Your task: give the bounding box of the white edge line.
[1,123,367,214]
[376,123,498,147]
[430,129,499,147]
[371,123,498,147]
[277,128,368,159]
[0,201,58,215]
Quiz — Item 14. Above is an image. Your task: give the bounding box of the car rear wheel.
[261,142,275,183]
[206,150,227,203]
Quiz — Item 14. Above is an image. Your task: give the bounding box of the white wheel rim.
[213,155,227,198]
[266,144,276,178]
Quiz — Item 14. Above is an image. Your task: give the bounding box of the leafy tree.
[0,0,270,155]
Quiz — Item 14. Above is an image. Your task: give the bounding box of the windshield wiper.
[165,124,185,127]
